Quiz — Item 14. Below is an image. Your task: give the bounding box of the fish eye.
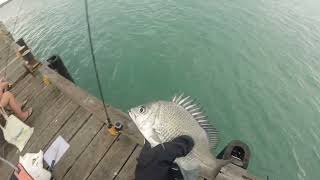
[139,106,146,114]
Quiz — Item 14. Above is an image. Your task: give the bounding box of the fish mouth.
[128,110,136,120]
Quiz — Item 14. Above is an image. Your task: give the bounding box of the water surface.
[1,0,320,179]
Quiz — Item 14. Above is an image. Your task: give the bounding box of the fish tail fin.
[179,167,200,180]
[200,159,231,179]
[176,159,201,180]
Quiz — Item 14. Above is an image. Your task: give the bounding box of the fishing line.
[84,0,112,127]
[4,0,25,78]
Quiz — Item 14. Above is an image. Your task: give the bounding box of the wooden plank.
[0,43,15,57]
[0,23,13,40]
[0,55,21,72]
[0,40,16,59]
[0,37,15,46]
[87,135,137,180]
[0,21,10,35]
[22,94,70,154]
[0,52,16,70]
[0,40,15,51]
[10,73,33,95]
[6,62,27,85]
[0,24,18,72]
[0,24,17,66]
[15,73,45,103]
[0,57,27,84]
[25,85,61,124]
[39,65,143,144]
[114,146,142,180]
[43,107,91,151]
[53,116,104,180]
[63,126,119,180]
[0,55,27,86]
[26,101,79,153]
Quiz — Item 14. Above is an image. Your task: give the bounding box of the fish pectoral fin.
[180,167,200,180]
[150,129,165,149]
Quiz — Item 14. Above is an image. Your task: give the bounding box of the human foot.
[21,107,32,121]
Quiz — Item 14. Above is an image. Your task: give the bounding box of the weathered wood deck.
[0,22,144,180]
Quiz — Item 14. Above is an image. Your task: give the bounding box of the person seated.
[0,77,32,121]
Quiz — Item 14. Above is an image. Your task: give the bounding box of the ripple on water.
[312,145,320,161]
[292,148,306,179]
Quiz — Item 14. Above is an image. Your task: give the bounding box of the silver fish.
[128,94,229,180]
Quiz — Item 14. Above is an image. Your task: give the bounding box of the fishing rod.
[4,0,25,78]
[83,0,114,129]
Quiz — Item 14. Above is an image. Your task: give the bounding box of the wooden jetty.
[0,21,143,180]
[0,21,262,180]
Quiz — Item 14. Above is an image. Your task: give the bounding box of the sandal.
[22,108,32,122]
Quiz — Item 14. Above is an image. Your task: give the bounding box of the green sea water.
[1,0,320,179]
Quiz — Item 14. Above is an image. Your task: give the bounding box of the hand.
[135,135,194,180]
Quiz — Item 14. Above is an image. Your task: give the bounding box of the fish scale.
[129,94,223,179]
[157,101,215,165]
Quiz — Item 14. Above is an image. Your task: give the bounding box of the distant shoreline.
[0,0,13,8]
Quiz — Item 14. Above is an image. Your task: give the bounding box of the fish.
[128,94,230,180]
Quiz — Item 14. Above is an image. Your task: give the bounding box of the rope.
[4,0,25,78]
[84,0,112,127]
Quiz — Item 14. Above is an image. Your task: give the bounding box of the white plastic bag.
[19,150,51,180]
[0,107,34,151]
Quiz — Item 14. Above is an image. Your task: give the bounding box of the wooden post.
[15,38,40,72]
[18,45,28,56]
[21,49,40,71]
[46,55,74,82]
[16,38,29,49]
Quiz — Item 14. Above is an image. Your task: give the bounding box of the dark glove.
[135,135,194,180]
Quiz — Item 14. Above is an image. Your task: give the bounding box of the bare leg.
[0,81,9,90]
[0,91,32,121]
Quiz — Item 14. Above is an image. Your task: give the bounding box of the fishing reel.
[107,122,123,136]
[216,140,251,169]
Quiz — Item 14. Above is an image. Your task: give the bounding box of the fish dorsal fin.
[172,94,219,149]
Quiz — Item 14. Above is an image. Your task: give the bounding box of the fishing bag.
[0,107,34,151]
